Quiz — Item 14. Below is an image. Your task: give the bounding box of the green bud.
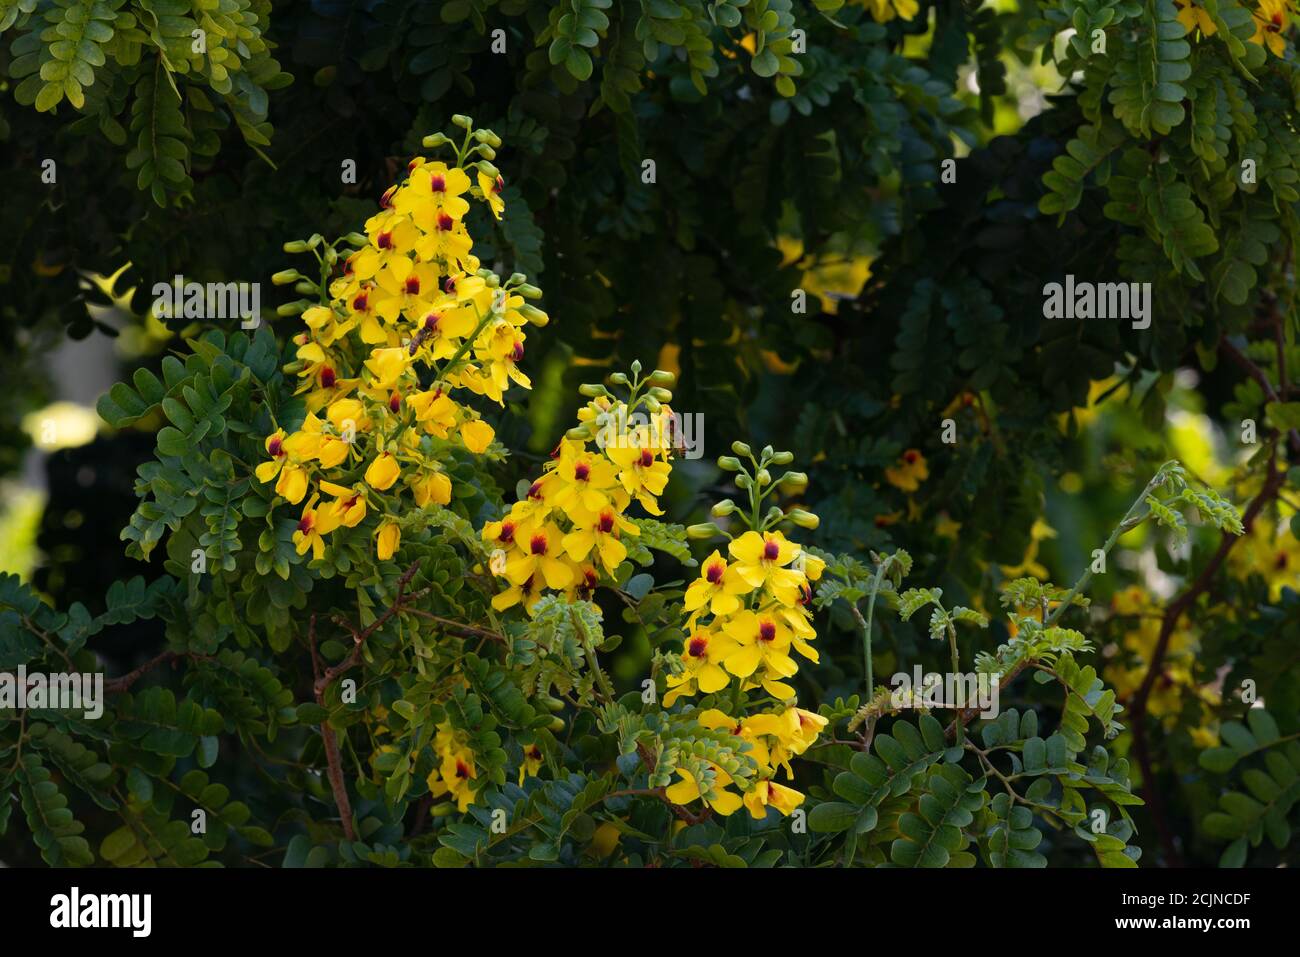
[508,272,527,286]
[770,450,794,465]
[609,372,629,386]
[579,383,610,398]
[788,508,820,529]
[282,240,310,254]
[630,359,642,375]
[451,114,473,129]
[547,716,566,733]
[643,395,662,413]
[518,303,549,327]
[781,471,809,491]
[761,445,775,460]
[711,499,737,517]
[735,473,753,490]
[431,802,456,818]
[517,283,543,299]
[344,232,369,248]
[477,160,500,180]
[482,129,502,148]
[717,456,742,471]
[477,145,497,161]
[686,523,719,540]
[539,695,565,712]
[764,506,784,524]
[756,468,772,486]
[566,426,592,441]
[307,234,323,250]
[293,281,318,296]
[323,246,338,265]
[648,370,676,387]
[648,387,673,402]
[422,132,453,148]
[277,301,308,317]
[732,441,753,458]
[271,269,301,286]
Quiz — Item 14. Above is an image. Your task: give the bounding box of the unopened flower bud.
[643,395,662,413]
[770,450,794,465]
[422,132,453,148]
[731,441,752,458]
[272,269,301,285]
[344,232,369,247]
[282,240,310,253]
[711,499,737,517]
[609,373,629,386]
[756,468,772,486]
[630,359,642,375]
[735,473,753,490]
[579,383,609,398]
[686,523,718,540]
[517,283,543,299]
[761,445,775,460]
[717,456,742,471]
[451,114,473,129]
[277,301,309,317]
[788,508,820,529]
[648,387,673,402]
[518,303,549,327]
[648,370,676,387]
[780,471,809,491]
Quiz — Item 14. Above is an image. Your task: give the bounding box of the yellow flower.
[427,745,477,812]
[858,0,919,22]
[1175,0,1218,34]
[727,530,804,603]
[884,448,928,492]
[561,506,638,573]
[743,778,805,819]
[320,480,368,527]
[478,170,506,220]
[664,627,741,705]
[503,523,574,590]
[1251,0,1291,55]
[459,418,495,454]
[518,742,543,785]
[375,519,401,560]
[365,452,401,491]
[410,470,452,507]
[293,494,342,560]
[683,550,750,617]
[665,766,743,816]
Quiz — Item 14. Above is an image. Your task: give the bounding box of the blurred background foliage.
[1,0,1298,866]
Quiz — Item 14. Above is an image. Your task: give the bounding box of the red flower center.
[455,760,469,779]
[574,462,590,482]
[904,450,919,464]
[352,291,368,312]
[389,393,401,413]
[527,481,543,500]
[404,276,420,295]
[706,562,724,584]
[598,512,615,534]
[444,276,457,293]
[267,436,283,457]
[639,449,654,467]
[530,534,548,555]
[688,636,708,658]
[500,522,515,543]
[763,540,780,561]
[436,212,455,231]
[759,620,777,642]
[377,230,392,249]
[431,173,446,192]
[494,176,504,194]
[320,367,336,389]
[380,186,396,209]
[297,514,314,534]
[510,341,525,362]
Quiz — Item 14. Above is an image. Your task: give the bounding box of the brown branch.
[313,561,422,697]
[103,650,211,694]
[309,612,356,842]
[401,609,507,643]
[944,659,1029,739]
[1128,453,1285,867]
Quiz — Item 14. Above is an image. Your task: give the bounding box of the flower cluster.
[1176,0,1294,55]
[662,443,826,818]
[483,363,678,612]
[426,721,479,813]
[664,706,828,819]
[256,116,548,562]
